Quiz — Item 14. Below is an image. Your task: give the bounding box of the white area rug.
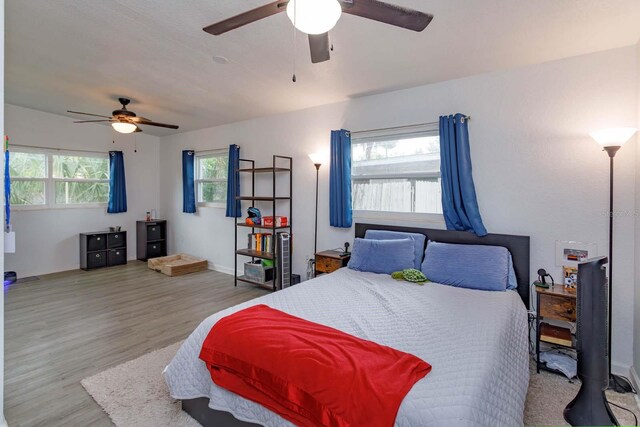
[82,343,640,426]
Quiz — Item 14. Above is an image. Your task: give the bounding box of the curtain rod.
[350,116,471,136]
[9,143,108,155]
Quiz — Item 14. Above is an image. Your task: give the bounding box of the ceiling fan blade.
[137,120,179,130]
[73,120,113,123]
[67,110,112,119]
[128,116,150,123]
[309,33,330,64]
[203,1,288,35]
[339,0,433,32]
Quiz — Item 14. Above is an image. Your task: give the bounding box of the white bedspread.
[164,268,529,427]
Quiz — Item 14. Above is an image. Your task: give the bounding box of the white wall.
[4,104,161,277]
[634,37,640,386]
[160,46,638,372]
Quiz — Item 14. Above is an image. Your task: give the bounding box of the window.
[53,154,109,205]
[351,125,442,215]
[10,149,109,208]
[10,151,47,206]
[196,150,228,206]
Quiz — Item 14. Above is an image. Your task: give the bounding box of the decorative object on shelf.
[391,269,428,284]
[234,155,293,291]
[145,211,152,221]
[80,230,127,270]
[136,220,167,261]
[534,268,554,288]
[589,126,637,394]
[329,130,352,228]
[263,216,288,227]
[308,152,327,255]
[245,207,262,226]
[563,266,578,290]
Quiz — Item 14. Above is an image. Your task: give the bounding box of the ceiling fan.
[203,0,433,64]
[68,98,179,134]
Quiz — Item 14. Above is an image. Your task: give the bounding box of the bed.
[164,224,531,427]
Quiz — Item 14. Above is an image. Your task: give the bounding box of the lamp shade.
[111,122,138,134]
[589,127,637,147]
[308,152,328,166]
[287,0,342,35]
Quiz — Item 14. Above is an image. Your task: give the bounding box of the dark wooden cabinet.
[80,231,127,270]
[315,250,350,276]
[535,284,577,373]
[137,220,167,261]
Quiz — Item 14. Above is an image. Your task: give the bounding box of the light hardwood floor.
[5,262,268,426]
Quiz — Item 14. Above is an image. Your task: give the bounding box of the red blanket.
[199,304,431,427]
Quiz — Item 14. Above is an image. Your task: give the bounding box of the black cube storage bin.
[136,220,167,261]
[87,251,107,269]
[108,232,126,248]
[86,234,107,252]
[108,248,127,266]
[80,230,128,270]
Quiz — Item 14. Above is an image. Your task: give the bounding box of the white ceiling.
[6,0,640,136]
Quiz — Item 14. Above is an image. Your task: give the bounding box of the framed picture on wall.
[555,240,597,267]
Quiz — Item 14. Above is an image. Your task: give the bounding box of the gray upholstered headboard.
[354,223,531,309]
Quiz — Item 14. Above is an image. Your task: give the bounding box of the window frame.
[195,149,229,209]
[351,124,445,224]
[11,147,110,210]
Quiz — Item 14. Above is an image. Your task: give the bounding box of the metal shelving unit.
[234,155,293,291]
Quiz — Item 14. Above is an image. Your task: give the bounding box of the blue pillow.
[364,229,426,269]
[348,238,415,275]
[421,241,516,292]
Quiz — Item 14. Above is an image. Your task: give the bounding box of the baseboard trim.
[207,263,236,276]
[612,361,631,377]
[630,366,640,393]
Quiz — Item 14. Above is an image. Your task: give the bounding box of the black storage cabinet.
[80,230,127,270]
[136,220,167,261]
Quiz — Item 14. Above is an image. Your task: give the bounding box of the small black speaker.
[564,257,618,426]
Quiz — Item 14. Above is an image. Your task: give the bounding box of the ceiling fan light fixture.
[111,122,138,134]
[286,0,342,35]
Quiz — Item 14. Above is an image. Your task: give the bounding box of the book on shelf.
[247,233,273,253]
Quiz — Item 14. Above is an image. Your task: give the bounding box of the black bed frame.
[181,223,531,426]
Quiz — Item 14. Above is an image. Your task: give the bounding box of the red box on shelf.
[263,216,288,227]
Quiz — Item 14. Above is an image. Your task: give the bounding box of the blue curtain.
[226,144,241,218]
[108,151,127,213]
[439,114,487,236]
[5,149,10,229]
[329,129,352,228]
[182,150,196,213]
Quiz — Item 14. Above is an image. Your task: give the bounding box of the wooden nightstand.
[315,250,350,277]
[535,284,577,373]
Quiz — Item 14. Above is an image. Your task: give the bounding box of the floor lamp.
[590,127,637,394]
[308,153,325,258]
